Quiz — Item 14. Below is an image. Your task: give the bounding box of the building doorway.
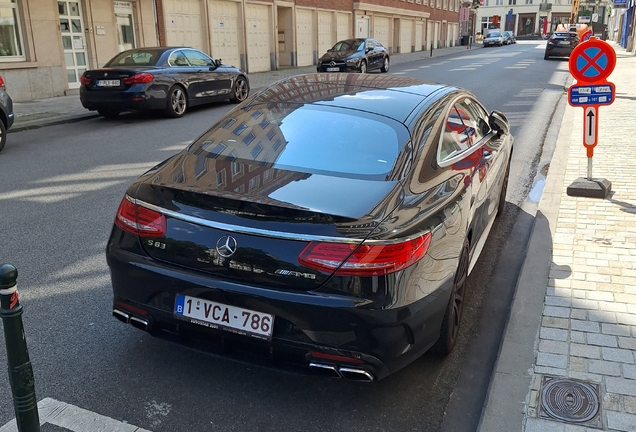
[58,0,88,89]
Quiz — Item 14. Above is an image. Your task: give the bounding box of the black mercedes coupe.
[106,73,513,381]
[317,38,390,74]
[80,47,249,119]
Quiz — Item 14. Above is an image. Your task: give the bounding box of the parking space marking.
[0,398,153,432]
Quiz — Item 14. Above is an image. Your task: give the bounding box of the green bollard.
[0,264,40,432]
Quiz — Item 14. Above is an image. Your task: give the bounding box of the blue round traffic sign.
[569,38,616,83]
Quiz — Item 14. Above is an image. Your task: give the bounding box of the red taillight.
[0,76,4,87]
[114,197,166,238]
[80,75,91,85]
[123,73,154,85]
[298,233,431,276]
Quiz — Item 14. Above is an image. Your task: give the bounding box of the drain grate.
[538,376,602,428]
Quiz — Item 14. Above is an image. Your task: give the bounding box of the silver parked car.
[483,30,504,47]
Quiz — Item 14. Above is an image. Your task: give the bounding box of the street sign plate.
[568,83,615,106]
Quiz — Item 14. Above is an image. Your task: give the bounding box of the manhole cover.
[539,376,602,428]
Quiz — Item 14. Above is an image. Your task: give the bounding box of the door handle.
[483,151,493,161]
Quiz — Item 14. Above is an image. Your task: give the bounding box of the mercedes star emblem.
[330,61,336,67]
[216,235,238,258]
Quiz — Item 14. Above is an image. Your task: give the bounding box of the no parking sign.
[567,37,616,162]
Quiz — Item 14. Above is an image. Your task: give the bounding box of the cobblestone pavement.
[480,43,636,432]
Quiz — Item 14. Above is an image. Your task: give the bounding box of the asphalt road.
[0,41,570,431]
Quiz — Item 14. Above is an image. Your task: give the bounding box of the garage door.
[337,13,351,41]
[415,21,423,51]
[373,16,390,49]
[208,1,240,68]
[164,0,203,50]
[245,3,271,72]
[400,19,413,53]
[296,8,314,66]
[318,11,333,56]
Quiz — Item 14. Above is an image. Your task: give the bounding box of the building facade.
[476,0,573,36]
[1,0,461,102]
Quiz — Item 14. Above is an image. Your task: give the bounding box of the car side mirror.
[489,110,510,137]
[213,59,222,68]
[365,47,373,53]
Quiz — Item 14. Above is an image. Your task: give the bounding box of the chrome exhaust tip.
[129,316,149,331]
[338,367,374,382]
[309,362,341,378]
[113,309,130,324]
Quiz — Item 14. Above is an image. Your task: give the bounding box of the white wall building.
[476,0,573,36]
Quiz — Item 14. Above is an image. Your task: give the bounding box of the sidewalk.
[479,42,636,432]
[8,43,481,133]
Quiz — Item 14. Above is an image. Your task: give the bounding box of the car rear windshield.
[104,50,163,67]
[187,104,408,181]
[487,32,501,37]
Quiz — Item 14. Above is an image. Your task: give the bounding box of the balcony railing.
[539,2,553,9]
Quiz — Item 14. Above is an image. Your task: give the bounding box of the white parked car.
[483,30,504,47]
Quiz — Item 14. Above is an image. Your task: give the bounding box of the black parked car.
[80,47,249,119]
[317,38,390,74]
[106,73,513,381]
[0,76,14,153]
[544,32,580,60]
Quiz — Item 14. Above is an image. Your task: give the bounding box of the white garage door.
[415,21,423,51]
[400,19,413,53]
[296,9,314,67]
[164,0,203,50]
[209,1,240,68]
[318,11,333,56]
[337,13,351,41]
[373,16,390,49]
[245,3,271,72]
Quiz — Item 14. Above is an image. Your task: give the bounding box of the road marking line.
[0,398,153,432]
[402,68,417,71]
[449,68,477,71]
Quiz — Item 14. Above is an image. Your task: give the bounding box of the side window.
[169,51,190,67]
[184,50,213,67]
[439,104,473,161]
[373,40,383,47]
[461,98,491,141]
[366,40,375,50]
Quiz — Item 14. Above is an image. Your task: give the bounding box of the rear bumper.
[106,243,451,381]
[80,87,167,112]
[545,46,574,57]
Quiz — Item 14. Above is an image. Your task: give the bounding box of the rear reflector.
[309,351,364,364]
[80,75,91,85]
[123,73,154,85]
[298,233,431,276]
[114,197,166,238]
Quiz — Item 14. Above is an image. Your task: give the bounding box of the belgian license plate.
[174,294,274,339]
[560,41,570,45]
[97,79,120,87]
[326,67,339,72]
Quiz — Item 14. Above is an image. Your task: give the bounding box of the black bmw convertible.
[106,73,513,381]
[80,47,249,119]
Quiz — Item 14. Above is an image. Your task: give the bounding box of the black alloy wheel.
[432,238,469,355]
[360,60,367,74]
[165,85,187,118]
[381,56,390,73]
[496,159,511,217]
[97,109,120,119]
[230,77,249,103]
[0,120,6,153]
